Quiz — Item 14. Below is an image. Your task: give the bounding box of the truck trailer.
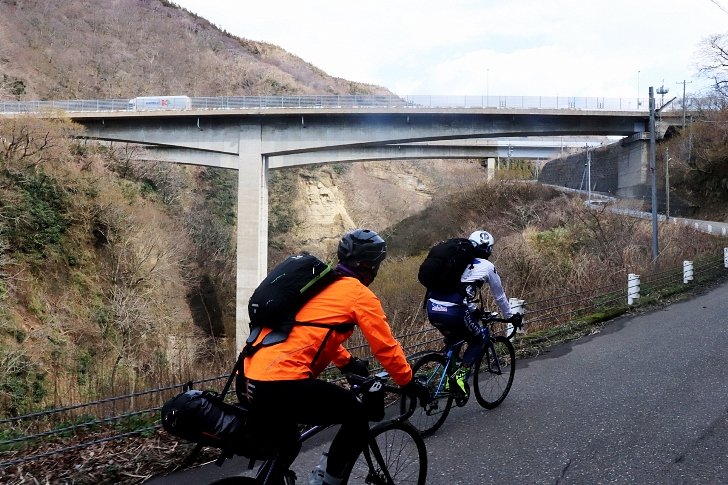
[128,96,191,111]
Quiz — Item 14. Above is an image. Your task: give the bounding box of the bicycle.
[400,311,518,437]
[209,372,428,485]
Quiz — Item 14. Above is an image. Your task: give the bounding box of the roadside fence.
[1,248,727,469]
[0,94,702,114]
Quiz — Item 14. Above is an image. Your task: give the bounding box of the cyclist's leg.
[460,309,485,367]
[248,379,369,482]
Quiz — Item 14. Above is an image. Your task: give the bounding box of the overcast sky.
[173,0,727,100]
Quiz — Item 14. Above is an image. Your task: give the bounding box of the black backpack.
[417,238,475,293]
[246,254,345,351]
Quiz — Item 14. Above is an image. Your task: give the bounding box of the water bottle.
[308,452,328,485]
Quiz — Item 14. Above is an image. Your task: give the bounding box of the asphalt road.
[148,282,728,484]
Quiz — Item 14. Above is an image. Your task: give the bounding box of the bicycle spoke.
[400,353,453,436]
[473,336,515,409]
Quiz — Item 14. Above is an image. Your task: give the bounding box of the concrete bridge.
[18,97,681,348]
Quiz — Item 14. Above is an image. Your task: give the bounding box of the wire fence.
[0,94,706,114]
[1,249,726,469]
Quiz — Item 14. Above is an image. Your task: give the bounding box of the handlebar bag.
[361,383,385,422]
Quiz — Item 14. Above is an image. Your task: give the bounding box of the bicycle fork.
[360,434,395,485]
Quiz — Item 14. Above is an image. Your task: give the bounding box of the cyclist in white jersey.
[426,230,522,397]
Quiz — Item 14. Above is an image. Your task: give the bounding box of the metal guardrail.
[0,94,699,114]
[1,250,726,469]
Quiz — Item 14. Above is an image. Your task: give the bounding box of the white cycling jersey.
[430,258,513,318]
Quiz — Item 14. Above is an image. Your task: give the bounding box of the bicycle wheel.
[473,335,515,409]
[345,421,427,485]
[400,353,453,437]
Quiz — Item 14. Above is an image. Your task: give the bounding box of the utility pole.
[665,147,671,219]
[656,81,669,122]
[637,71,641,108]
[676,80,692,129]
[586,145,592,204]
[650,87,659,263]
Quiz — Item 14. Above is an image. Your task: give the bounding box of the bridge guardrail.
[1,94,705,114]
[1,248,726,470]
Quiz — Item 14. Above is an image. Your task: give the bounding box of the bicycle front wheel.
[400,352,453,437]
[473,335,515,409]
[345,421,427,485]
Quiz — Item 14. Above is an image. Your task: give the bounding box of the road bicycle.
[209,372,427,485]
[400,311,517,437]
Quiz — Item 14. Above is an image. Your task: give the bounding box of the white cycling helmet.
[468,230,494,258]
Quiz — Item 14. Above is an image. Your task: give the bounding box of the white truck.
[128,96,191,111]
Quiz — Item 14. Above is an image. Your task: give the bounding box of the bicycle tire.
[400,352,453,437]
[473,335,515,409]
[344,421,427,485]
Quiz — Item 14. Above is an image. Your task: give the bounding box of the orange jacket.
[244,276,412,386]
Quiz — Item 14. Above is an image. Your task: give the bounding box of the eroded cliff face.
[272,159,487,260]
[297,171,355,240]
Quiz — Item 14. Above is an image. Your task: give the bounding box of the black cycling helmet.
[337,229,387,286]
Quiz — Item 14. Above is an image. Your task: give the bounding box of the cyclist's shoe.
[451,366,469,398]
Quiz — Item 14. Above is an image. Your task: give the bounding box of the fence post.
[628,273,640,305]
[724,248,727,269]
[509,298,525,337]
[683,261,694,283]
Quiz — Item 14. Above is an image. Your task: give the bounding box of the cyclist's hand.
[508,313,524,328]
[338,357,369,377]
[471,308,483,321]
[403,376,432,407]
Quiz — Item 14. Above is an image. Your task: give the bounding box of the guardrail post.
[508,298,525,338]
[683,261,694,283]
[628,273,640,305]
[724,248,727,269]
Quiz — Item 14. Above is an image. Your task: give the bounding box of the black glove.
[338,357,369,377]
[403,376,432,407]
[470,308,483,321]
[508,313,524,328]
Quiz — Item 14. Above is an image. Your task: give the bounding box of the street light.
[637,71,641,107]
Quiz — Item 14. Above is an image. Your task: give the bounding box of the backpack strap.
[220,350,246,399]
[243,321,356,357]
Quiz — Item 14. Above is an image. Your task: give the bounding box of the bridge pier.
[236,122,267,350]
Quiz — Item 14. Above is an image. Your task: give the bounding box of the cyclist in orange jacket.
[240,229,430,485]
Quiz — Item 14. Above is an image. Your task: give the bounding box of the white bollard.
[683,261,694,284]
[708,224,713,234]
[627,274,640,305]
[508,298,526,337]
[724,248,728,269]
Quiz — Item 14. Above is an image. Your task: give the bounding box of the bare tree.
[697,33,728,98]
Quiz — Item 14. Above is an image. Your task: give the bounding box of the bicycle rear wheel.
[345,421,427,485]
[400,352,453,437]
[473,335,515,409]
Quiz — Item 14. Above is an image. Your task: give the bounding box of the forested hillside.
[0,0,491,421]
[0,0,388,100]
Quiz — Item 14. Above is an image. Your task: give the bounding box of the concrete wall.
[539,139,649,198]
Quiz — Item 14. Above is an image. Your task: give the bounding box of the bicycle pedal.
[454,382,470,407]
